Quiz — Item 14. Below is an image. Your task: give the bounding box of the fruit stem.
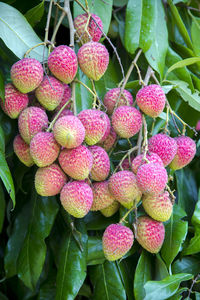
[64,0,76,48]
[24,42,53,57]
[144,65,153,86]
[166,184,176,204]
[119,206,136,224]
[45,0,53,43]
[141,115,149,162]
[72,81,77,116]
[46,99,71,132]
[137,126,143,155]
[163,104,170,134]
[75,79,97,98]
[113,146,138,173]
[51,11,66,45]
[91,79,98,109]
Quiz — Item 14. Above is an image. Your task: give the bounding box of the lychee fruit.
[88,146,110,181]
[131,152,163,174]
[60,181,93,218]
[99,113,111,142]
[169,136,196,170]
[112,106,142,138]
[91,181,115,211]
[55,84,72,111]
[10,58,43,93]
[51,109,74,121]
[0,83,28,119]
[13,135,34,167]
[30,132,60,167]
[53,116,85,148]
[136,84,166,117]
[100,201,120,217]
[135,216,165,253]
[78,42,109,81]
[98,127,117,151]
[148,134,178,166]
[35,163,67,196]
[104,88,133,114]
[74,13,103,43]
[121,158,131,170]
[48,45,78,84]
[18,107,48,144]
[102,224,134,261]
[59,145,93,180]
[108,170,141,209]
[136,163,168,195]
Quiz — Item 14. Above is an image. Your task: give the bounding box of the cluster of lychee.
[0,13,197,262]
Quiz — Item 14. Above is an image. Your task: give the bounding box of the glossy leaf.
[154,254,169,281]
[0,70,4,102]
[172,256,200,275]
[190,14,200,56]
[75,68,93,114]
[38,273,56,300]
[191,189,200,227]
[87,236,105,266]
[166,57,200,76]
[84,211,119,230]
[0,125,5,153]
[118,257,137,300]
[0,182,5,233]
[25,1,44,27]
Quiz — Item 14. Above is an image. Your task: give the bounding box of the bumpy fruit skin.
[0,83,28,119]
[74,13,103,43]
[13,135,34,167]
[112,106,142,138]
[30,132,60,167]
[142,191,173,222]
[98,127,117,151]
[18,107,48,144]
[55,84,71,111]
[121,158,131,170]
[99,113,111,142]
[35,163,67,196]
[136,84,166,117]
[78,42,109,81]
[131,152,163,174]
[136,216,165,253]
[109,171,141,209]
[35,76,64,111]
[48,46,78,84]
[11,58,43,93]
[100,201,120,217]
[60,181,93,218]
[148,134,177,166]
[59,145,93,180]
[103,224,134,261]
[88,146,110,181]
[136,163,168,195]
[104,88,133,114]
[78,109,109,145]
[169,136,196,170]
[91,181,115,211]
[53,116,85,148]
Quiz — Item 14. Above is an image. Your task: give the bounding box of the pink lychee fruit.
[59,145,93,180]
[148,134,178,166]
[48,45,78,84]
[53,116,85,148]
[135,216,165,253]
[136,84,166,118]
[10,58,43,93]
[99,113,111,142]
[78,42,109,81]
[13,134,34,167]
[104,88,133,114]
[35,163,67,196]
[55,84,72,111]
[100,201,120,217]
[98,127,117,151]
[121,158,131,170]
[112,106,142,138]
[88,146,110,181]
[60,181,93,218]
[0,83,28,119]
[91,181,115,211]
[131,152,163,174]
[103,224,134,261]
[169,136,196,170]
[18,107,48,144]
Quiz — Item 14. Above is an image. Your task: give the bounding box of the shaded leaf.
[25,1,44,27]
[38,273,56,300]
[166,57,200,76]
[118,257,137,300]
[87,236,105,266]
[0,125,5,153]
[75,68,93,114]
[172,256,200,276]
[0,70,4,102]
[0,292,8,300]
[84,211,119,230]
[0,182,5,233]
[154,254,169,281]
[191,15,200,56]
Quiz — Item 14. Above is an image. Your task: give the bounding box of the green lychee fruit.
[91,181,115,211]
[13,134,34,167]
[104,88,133,114]
[100,201,120,217]
[88,146,110,181]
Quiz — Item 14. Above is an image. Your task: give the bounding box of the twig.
[24,41,54,57]
[46,99,71,132]
[119,206,135,224]
[137,126,143,155]
[166,184,176,204]
[64,0,76,48]
[51,12,66,45]
[188,274,200,300]
[113,146,138,173]
[144,66,153,86]
[141,115,149,162]
[45,0,53,42]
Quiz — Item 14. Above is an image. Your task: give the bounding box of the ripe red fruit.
[104,88,133,114]
[13,135,34,167]
[88,146,110,181]
[91,181,115,211]
[131,152,163,174]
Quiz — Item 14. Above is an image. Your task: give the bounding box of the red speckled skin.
[136,163,168,195]
[108,170,141,209]
[35,76,64,111]
[74,13,103,43]
[98,127,117,151]
[51,109,74,121]
[59,145,93,180]
[30,132,60,167]
[78,42,109,81]
[100,201,120,217]
[136,84,166,117]
[91,181,115,211]
[121,158,131,170]
[13,135,34,167]
[112,106,142,139]
[169,136,196,170]
[103,224,134,261]
[78,109,109,145]
[136,216,165,253]
[18,107,48,144]
[131,152,163,174]
[48,45,78,84]
[104,88,133,114]
[99,113,111,142]
[60,181,93,218]
[148,134,178,166]
[142,191,173,222]
[11,58,43,93]
[53,116,85,148]
[35,163,67,196]
[0,83,28,119]
[88,146,110,181]
[55,84,72,111]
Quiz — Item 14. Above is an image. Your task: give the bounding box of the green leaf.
[38,273,56,300]
[155,254,169,281]
[144,273,193,300]
[89,261,126,300]
[0,70,4,102]
[118,257,136,300]
[84,211,119,230]
[0,2,47,61]
[75,69,93,114]
[87,236,105,266]
[25,1,44,28]
[0,292,8,300]
[55,220,88,300]
[191,15,200,56]
[166,57,200,76]
[124,0,156,54]
[125,80,140,90]
[0,182,5,233]
[0,125,5,153]
[196,292,200,300]
[191,189,200,227]
[172,256,200,275]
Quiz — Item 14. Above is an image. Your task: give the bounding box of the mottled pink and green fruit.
[55,84,71,111]
[131,152,163,174]
[89,146,110,181]
[98,127,117,151]
[91,181,115,211]
[104,88,133,114]
[100,201,120,217]
[13,135,34,167]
